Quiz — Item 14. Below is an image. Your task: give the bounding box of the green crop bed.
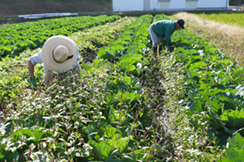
[0,16,135,110]
[0,15,120,59]
[0,14,244,161]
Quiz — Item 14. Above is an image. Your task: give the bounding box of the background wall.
[113,0,229,11]
[169,0,186,9]
[197,0,228,7]
[113,0,144,11]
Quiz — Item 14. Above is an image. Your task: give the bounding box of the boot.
[159,46,163,53]
[152,47,157,55]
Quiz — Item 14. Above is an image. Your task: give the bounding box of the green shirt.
[152,20,175,46]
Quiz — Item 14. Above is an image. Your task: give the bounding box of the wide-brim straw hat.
[42,36,77,73]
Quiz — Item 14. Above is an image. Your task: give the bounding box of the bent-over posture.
[28,35,81,87]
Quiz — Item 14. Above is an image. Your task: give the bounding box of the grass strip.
[194,12,244,28]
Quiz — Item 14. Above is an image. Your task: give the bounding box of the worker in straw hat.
[28,35,81,87]
[148,19,185,55]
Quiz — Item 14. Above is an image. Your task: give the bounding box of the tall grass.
[194,12,244,27]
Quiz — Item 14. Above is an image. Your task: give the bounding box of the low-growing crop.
[0,17,135,107]
[0,15,120,59]
[0,14,174,161]
[1,13,243,161]
[169,18,244,161]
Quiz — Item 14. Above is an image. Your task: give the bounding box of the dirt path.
[77,17,136,63]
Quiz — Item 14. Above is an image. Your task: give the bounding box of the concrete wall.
[144,0,151,10]
[160,1,170,10]
[186,0,198,9]
[113,0,144,11]
[197,0,227,8]
[112,0,228,11]
[169,0,186,9]
[150,0,160,10]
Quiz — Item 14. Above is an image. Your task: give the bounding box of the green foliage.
[1,13,243,161]
[219,133,244,162]
[229,0,244,5]
[97,14,152,76]
[153,14,224,161]
[0,14,171,161]
[0,17,135,107]
[70,17,136,55]
[167,13,244,161]
[0,15,120,59]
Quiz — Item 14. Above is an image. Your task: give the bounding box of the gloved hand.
[30,77,37,88]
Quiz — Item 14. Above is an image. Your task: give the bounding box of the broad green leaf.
[207,97,223,114]
[220,109,244,129]
[188,100,204,116]
[124,76,132,86]
[104,126,118,138]
[88,140,111,160]
[104,156,120,162]
[107,134,130,154]
[221,133,244,162]
[227,133,244,150]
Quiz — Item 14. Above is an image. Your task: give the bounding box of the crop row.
[70,17,137,62]
[152,13,244,161]
[0,17,135,109]
[169,17,244,161]
[0,14,175,161]
[0,15,120,59]
[1,13,243,161]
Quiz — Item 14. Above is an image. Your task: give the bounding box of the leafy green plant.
[0,15,120,59]
[219,133,244,162]
[2,13,243,161]
[170,25,244,146]
[0,14,173,161]
[0,17,135,107]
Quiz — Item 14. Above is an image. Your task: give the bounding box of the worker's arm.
[165,27,175,52]
[28,60,35,78]
[165,28,173,47]
[28,51,42,87]
[28,60,37,87]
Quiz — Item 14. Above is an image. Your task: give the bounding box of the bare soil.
[81,49,97,63]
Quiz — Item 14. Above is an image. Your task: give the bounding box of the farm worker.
[148,19,185,54]
[28,35,81,87]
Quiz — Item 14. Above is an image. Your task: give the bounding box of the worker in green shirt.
[148,19,185,55]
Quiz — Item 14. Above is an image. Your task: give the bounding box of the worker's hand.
[30,77,37,88]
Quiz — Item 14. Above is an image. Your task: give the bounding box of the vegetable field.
[0,14,244,161]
